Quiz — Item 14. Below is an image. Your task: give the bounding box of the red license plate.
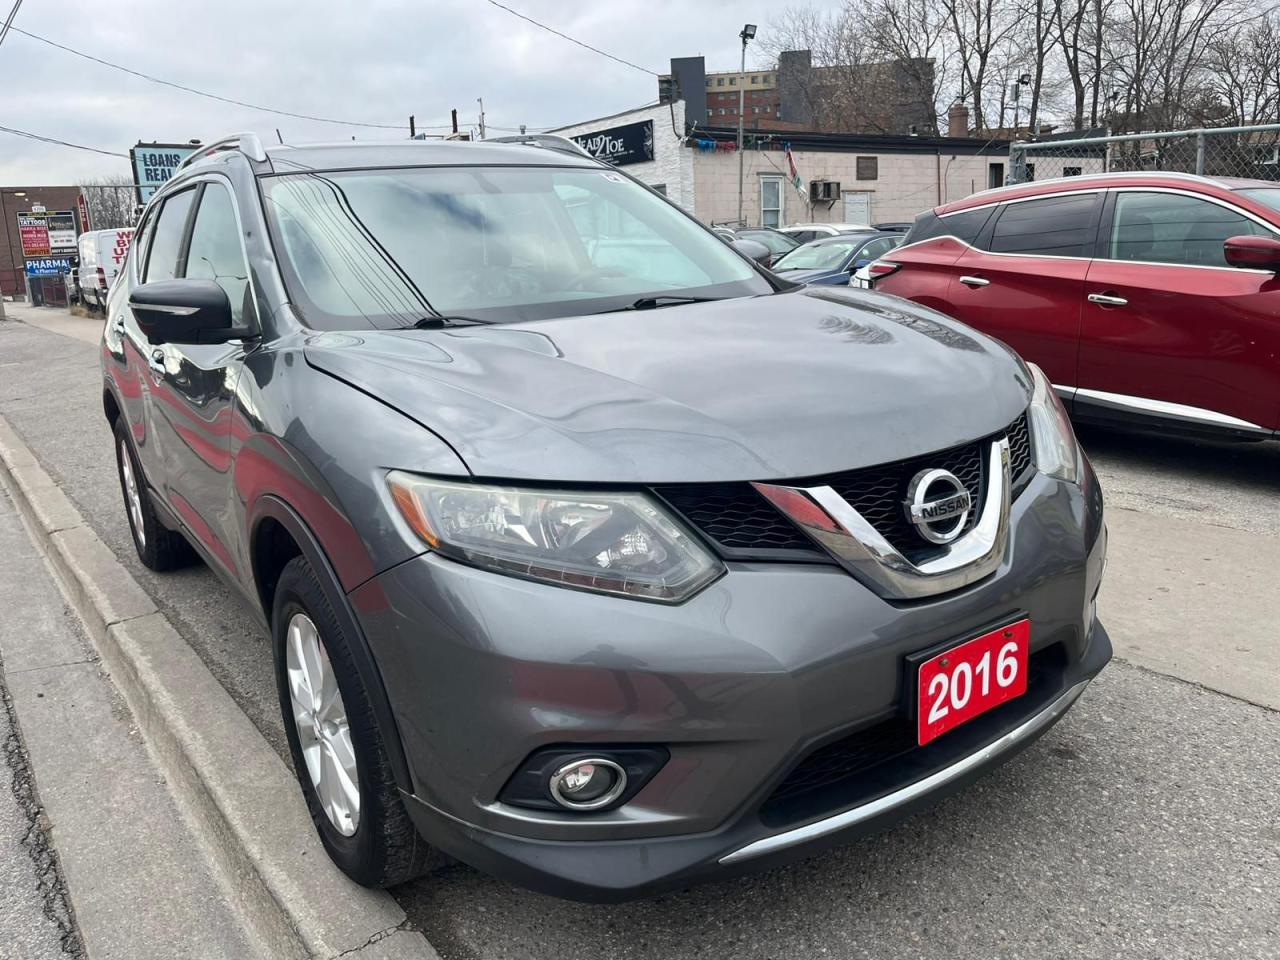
[917,619,1030,746]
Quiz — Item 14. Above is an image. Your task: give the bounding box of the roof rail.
[177,132,269,171]
[488,133,592,159]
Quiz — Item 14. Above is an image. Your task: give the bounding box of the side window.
[183,182,251,323]
[143,189,196,282]
[911,207,992,246]
[133,212,158,279]
[1106,191,1272,267]
[860,237,895,261]
[988,193,1098,256]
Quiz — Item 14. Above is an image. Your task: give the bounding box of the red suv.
[871,172,1280,441]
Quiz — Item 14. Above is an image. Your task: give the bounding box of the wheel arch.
[249,495,413,793]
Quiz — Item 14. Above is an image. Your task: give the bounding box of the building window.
[752,75,760,84]
[856,156,878,181]
[761,177,783,228]
[1063,166,1082,177]
[705,79,712,88]
[1025,163,1036,181]
[717,77,725,86]
[729,77,736,86]
[988,163,1005,189]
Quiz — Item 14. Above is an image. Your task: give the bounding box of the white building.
[553,102,1011,229]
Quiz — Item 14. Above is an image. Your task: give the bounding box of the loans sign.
[571,120,654,167]
[130,142,201,204]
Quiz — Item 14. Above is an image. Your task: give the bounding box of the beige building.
[556,103,1011,229]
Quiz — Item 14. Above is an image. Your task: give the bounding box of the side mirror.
[731,237,772,267]
[1224,235,1280,271]
[129,280,248,345]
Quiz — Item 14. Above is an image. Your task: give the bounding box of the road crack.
[0,660,86,958]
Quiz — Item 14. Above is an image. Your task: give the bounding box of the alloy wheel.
[119,439,146,548]
[286,612,361,836]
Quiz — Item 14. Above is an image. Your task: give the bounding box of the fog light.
[549,758,627,810]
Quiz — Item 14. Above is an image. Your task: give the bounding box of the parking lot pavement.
[1,310,1277,959]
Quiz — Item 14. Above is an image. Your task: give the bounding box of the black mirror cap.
[129,279,250,345]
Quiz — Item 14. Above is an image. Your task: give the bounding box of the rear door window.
[987,193,1099,257]
[1104,191,1273,267]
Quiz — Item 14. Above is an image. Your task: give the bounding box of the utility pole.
[736,24,757,227]
[409,115,416,138]
[0,0,26,50]
[476,98,486,140]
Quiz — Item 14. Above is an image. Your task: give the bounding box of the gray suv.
[100,132,1109,901]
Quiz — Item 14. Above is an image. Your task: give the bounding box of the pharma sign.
[130,141,201,204]
[25,257,74,277]
[571,120,654,167]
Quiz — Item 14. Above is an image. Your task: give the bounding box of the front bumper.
[349,468,1109,900]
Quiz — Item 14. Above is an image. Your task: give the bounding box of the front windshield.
[774,239,864,271]
[261,165,771,329]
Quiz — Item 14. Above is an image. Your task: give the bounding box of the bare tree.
[80,174,137,230]
[938,0,1021,132]
[1203,12,1280,126]
[867,0,955,132]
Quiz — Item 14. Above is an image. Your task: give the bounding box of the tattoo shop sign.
[571,120,654,167]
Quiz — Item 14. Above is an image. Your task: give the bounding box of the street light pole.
[736,23,756,227]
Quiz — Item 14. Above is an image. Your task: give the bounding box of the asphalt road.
[1,307,1277,959]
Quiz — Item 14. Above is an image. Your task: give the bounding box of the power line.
[484,1,659,76]
[0,124,128,158]
[9,26,413,130]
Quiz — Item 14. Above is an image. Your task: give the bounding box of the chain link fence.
[1008,124,1280,185]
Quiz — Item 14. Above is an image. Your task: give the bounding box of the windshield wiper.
[621,295,723,311]
[412,315,493,329]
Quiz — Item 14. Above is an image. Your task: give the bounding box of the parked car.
[734,228,801,260]
[77,227,135,312]
[771,232,902,285]
[873,221,913,233]
[870,172,1280,441]
[778,222,872,244]
[65,267,80,305]
[102,132,1109,902]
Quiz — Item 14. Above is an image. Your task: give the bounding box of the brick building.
[660,50,937,136]
[1,185,83,298]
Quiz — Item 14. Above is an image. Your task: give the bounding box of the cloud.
[1,0,830,185]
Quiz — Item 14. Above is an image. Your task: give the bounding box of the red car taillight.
[96,267,107,289]
[867,260,901,284]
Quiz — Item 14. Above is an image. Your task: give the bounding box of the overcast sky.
[0,0,841,185]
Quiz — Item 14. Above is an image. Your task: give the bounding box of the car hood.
[303,288,1031,484]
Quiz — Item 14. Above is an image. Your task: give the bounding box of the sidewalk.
[1,301,103,346]
[0,485,262,959]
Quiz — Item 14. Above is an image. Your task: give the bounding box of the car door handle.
[959,275,990,287]
[112,316,126,334]
[1087,293,1128,307]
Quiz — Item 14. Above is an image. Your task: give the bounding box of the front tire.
[112,418,195,571]
[272,555,441,887]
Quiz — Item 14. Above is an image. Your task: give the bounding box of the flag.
[784,143,805,198]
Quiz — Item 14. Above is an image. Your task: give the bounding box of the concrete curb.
[0,414,438,960]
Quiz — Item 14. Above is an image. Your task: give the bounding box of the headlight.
[1026,363,1082,483]
[386,473,723,603]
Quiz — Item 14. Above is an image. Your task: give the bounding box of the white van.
[77,228,134,311]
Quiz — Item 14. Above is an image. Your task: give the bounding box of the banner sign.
[571,120,654,167]
[25,257,73,277]
[77,193,91,233]
[130,142,201,204]
[46,211,77,253]
[17,214,51,258]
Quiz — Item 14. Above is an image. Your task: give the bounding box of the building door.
[843,191,871,225]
